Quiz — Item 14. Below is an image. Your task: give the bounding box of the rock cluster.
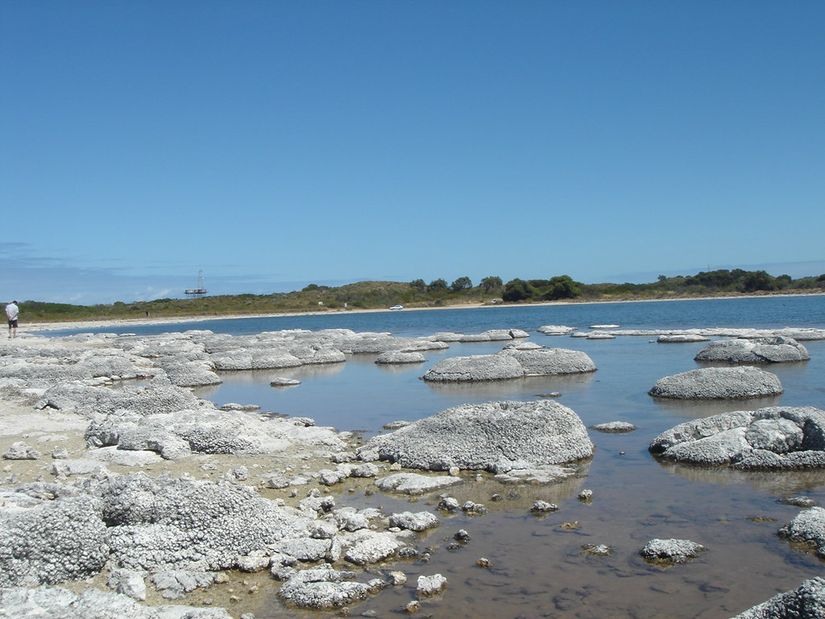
[649,407,825,469]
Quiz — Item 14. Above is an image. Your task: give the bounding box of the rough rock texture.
[731,577,825,618]
[779,507,825,557]
[3,441,40,460]
[0,496,109,586]
[358,400,593,472]
[422,348,595,382]
[417,574,447,596]
[388,511,439,532]
[373,473,461,495]
[649,367,782,400]
[375,351,426,365]
[640,538,705,564]
[278,567,377,609]
[100,474,309,572]
[649,407,825,469]
[695,337,809,364]
[86,405,346,459]
[0,586,232,618]
[107,568,147,600]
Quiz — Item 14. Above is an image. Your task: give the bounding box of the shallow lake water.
[61,296,825,617]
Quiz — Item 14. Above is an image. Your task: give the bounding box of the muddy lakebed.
[3,296,825,618]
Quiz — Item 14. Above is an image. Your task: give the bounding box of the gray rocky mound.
[422,348,596,382]
[100,473,309,572]
[375,351,426,365]
[649,367,782,399]
[779,507,825,558]
[731,577,825,618]
[657,334,710,343]
[278,566,382,609]
[640,538,705,564]
[592,421,636,433]
[0,586,232,618]
[695,336,809,364]
[358,400,593,472]
[649,407,825,469]
[537,325,576,335]
[0,496,109,586]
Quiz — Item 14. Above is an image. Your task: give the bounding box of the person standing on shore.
[6,300,19,339]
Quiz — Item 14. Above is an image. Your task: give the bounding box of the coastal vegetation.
[17,269,825,323]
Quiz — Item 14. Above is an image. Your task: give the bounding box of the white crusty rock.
[731,577,825,618]
[657,334,711,343]
[107,568,147,600]
[0,586,232,618]
[422,348,595,382]
[538,325,576,336]
[591,421,636,433]
[388,511,440,532]
[649,367,782,400]
[417,573,447,596]
[278,566,375,609]
[649,407,825,469]
[640,538,705,564]
[373,473,461,495]
[779,507,825,557]
[695,336,809,364]
[358,400,593,472]
[375,351,426,365]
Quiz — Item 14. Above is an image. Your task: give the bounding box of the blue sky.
[1,1,824,303]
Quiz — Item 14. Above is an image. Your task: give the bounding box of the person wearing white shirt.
[5,300,19,339]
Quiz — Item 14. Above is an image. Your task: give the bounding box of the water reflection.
[656,460,825,494]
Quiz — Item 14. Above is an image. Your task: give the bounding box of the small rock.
[641,538,705,564]
[581,544,612,556]
[417,574,447,596]
[531,500,558,513]
[437,497,460,512]
[3,441,40,460]
[388,571,407,586]
[454,529,471,542]
[578,489,593,502]
[476,557,491,568]
[780,496,816,508]
[591,421,636,433]
[51,447,69,459]
[462,501,486,515]
[270,377,301,387]
[405,600,420,614]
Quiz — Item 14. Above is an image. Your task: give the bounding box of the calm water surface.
[66,297,825,617]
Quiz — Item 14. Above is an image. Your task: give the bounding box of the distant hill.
[18,269,825,323]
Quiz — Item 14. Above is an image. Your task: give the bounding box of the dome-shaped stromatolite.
[648,367,782,400]
[649,406,825,469]
[357,400,593,471]
[422,348,596,382]
[694,336,809,364]
[730,577,825,619]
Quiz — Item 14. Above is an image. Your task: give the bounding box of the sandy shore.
[23,290,825,333]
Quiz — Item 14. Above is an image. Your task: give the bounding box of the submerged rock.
[649,407,825,469]
[358,400,593,472]
[640,538,705,564]
[591,421,636,433]
[422,348,595,382]
[649,367,782,399]
[695,336,809,364]
[731,577,825,618]
[388,511,440,532]
[779,507,825,558]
